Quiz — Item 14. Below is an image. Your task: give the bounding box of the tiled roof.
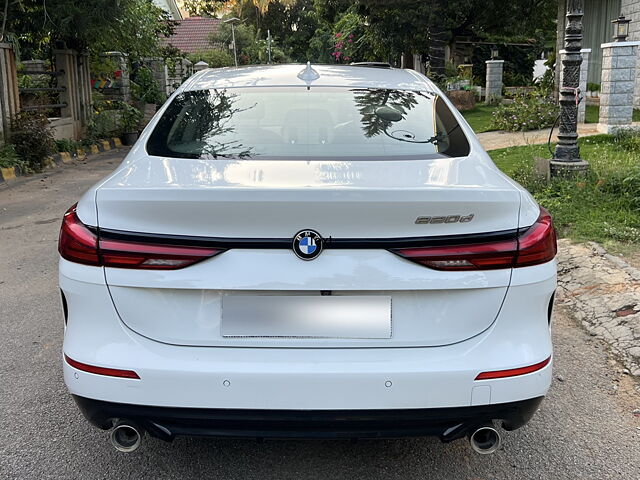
[160,17,221,54]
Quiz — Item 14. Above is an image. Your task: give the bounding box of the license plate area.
[221,295,392,339]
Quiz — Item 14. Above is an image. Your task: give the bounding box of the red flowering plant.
[331,32,356,63]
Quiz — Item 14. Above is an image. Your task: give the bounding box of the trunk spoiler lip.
[91,226,522,250]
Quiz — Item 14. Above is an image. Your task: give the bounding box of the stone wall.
[621,0,640,106]
[598,41,639,132]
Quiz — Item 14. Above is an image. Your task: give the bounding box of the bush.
[120,103,143,133]
[0,144,28,172]
[55,138,81,153]
[188,49,235,68]
[10,112,56,172]
[131,66,165,105]
[490,93,559,132]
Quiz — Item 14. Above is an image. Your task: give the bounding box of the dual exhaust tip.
[109,420,501,455]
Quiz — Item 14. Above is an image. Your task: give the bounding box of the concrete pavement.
[1,151,639,479]
[477,124,601,151]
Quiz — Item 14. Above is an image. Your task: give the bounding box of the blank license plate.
[221,296,392,339]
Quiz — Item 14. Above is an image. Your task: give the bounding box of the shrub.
[587,82,601,93]
[490,93,559,132]
[131,66,165,105]
[0,144,28,172]
[56,138,81,153]
[10,112,56,172]
[188,49,235,68]
[120,103,143,133]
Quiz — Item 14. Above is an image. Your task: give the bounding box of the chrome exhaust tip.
[468,425,501,455]
[110,421,143,453]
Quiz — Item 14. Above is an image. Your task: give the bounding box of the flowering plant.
[332,32,355,63]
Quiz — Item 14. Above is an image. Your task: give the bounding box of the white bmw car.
[59,63,556,454]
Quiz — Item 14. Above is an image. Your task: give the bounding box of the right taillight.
[58,204,224,269]
[391,207,557,271]
[514,207,557,267]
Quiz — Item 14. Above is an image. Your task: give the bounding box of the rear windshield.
[147,87,470,160]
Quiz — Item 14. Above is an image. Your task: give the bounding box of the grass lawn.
[585,104,640,123]
[461,105,497,133]
[488,134,640,251]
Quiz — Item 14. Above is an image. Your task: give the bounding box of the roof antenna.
[297,61,320,82]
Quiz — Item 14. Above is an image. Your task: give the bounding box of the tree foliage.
[1,0,174,59]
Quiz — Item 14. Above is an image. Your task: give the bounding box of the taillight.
[391,208,556,271]
[58,205,101,266]
[58,204,224,269]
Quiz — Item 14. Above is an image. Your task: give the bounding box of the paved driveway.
[1,151,639,479]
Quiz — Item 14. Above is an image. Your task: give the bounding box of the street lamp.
[612,16,631,42]
[224,17,241,67]
[490,45,499,60]
[551,0,589,176]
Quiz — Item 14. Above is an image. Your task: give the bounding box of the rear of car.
[59,65,556,452]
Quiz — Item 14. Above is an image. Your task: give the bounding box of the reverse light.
[64,354,140,379]
[391,208,557,271]
[475,356,551,380]
[58,204,224,269]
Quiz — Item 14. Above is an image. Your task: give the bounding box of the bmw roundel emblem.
[293,230,323,261]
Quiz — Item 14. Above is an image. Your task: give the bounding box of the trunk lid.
[98,156,520,348]
[95,156,520,238]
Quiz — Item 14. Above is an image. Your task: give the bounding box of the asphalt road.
[1,150,639,480]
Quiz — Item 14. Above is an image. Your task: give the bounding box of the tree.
[1,0,174,59]
[316,0,557,74]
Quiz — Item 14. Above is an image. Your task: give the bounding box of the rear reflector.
[64,354,140,379]
[475,356,551,380]
[58,204,224,269]
[391,208,557,271]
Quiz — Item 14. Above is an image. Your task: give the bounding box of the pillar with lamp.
[612,15,631,42]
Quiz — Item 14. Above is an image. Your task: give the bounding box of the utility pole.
[551,0,589,176]
[224,17,241,67]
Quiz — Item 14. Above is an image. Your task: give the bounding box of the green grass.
[461,105,498,133]
[488,134,640,248]
[585,104,640,123]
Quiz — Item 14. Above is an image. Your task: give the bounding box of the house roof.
[161,17,221,54]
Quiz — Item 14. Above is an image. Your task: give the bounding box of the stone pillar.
[100,52,130,102]
[559,48,591,123]
[598,41,640,134]
[578,49,590,123]
[485,60,504,104]
[193,61,209,72]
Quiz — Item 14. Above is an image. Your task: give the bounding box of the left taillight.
[58,204,224,269]
[58,204,101,266]
[391,207,557,271]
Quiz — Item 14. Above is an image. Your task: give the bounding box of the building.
[160,17,222,55]
[558,0,640,105]
[153,0,183,20]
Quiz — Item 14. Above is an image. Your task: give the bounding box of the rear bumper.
[73,395,544,442]
[61,261,556,410]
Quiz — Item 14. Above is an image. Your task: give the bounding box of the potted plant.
[120,103,143,146]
